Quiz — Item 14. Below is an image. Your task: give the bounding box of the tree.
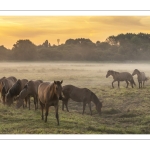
[12,39,37,60]
[42,40,49,48]
[96,41,100,46]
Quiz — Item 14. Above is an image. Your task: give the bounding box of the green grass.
[0,62,150,134]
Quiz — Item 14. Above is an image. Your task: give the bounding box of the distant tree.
[42,40,49,48]
[12,39,37,60]
[96,41,101,46]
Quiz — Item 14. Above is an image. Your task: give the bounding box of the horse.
[5,79,28,106]
[106,70,136,88]
[15,88,30,109]
[0,76,17,104]
[62,85,103,115]
[16,80,43,110]
[38,80,63,125]
[132,69,149,88]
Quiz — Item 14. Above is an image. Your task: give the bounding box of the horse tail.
[145,77,149,81]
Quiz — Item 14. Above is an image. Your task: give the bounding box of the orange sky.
[1,16,150,49]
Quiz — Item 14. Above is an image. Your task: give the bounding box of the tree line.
[1,32,150,61]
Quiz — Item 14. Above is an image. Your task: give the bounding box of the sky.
[1,16,150,49]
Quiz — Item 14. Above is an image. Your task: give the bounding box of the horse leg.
[44,104,49,123]
[28,97,31,110]
[55,104,59,125]
[66,101,69,112]
[112,80,115,88]
[62,98,69,112]
[25,98,27,107]
[88,102,92,115]
[126,80,129,88]
[139,82,141,89]
[34,96,36,110]
[62,97,66,111]
[82,102,86,115]
[62,101,64,111]
[143,81,145,88]
[36,95,38,109]
[2,96,5,105]
[22,102,25,109]
[64,99,69,112]
[40,101,44,120]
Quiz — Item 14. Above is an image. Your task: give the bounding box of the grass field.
[0,61,150,134]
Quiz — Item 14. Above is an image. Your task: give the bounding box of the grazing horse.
[38,81,63,125]
[106,70,136,88]
[5,79,28,106]
[62,85,103,115]
[132,69,149,88]
[0,76,17,104]
[15,88,30,109]
[16,80,43,110]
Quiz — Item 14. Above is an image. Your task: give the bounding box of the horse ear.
[54,81,57,84]
[60,80,63,84]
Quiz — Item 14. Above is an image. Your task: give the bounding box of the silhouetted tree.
[42,40,49,48]
[12,39,37,60]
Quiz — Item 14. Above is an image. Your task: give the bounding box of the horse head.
[96,100,103,115]
[53,80,63,100]
[5,91,13,106]
[132,69,139,76]
[106,70,113,78]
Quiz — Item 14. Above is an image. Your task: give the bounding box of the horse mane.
[135,69,140,74]
[91,91,101,106]
[24,84,28,89]
[109,70,120,77]
[9,79,21,96]
[48,83,57,99]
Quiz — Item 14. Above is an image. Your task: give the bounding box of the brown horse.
[38,81,63,125]
[15,88,30,109]
[62,85,103,115]
[132,69,149,88]
[0,76,17,104]
[5,79,28,106]
[16,80,43,110]
[106,70,136,88]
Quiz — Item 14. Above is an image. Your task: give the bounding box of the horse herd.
[106,69,149,89]
[0,68,148,125]
[0,76,102,125]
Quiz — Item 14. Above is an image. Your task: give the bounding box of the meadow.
[0,61,150,134]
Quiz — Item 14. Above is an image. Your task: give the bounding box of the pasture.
[0,61,150,134]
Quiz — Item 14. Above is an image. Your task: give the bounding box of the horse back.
[62,85,92,102]
[26,80,43,95]
[115,72,132,81]
[7,76,17,83]
[2,77,16,92]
